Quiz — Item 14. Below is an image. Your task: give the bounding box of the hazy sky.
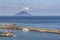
[0,0,60,16]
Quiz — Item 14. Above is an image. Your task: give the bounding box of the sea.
[0,16,60,40]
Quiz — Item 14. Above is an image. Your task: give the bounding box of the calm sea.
[0,16,60,40]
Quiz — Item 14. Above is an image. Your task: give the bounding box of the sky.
[0,0,60,16]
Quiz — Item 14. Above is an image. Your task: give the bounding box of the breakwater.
[0,24,60,34]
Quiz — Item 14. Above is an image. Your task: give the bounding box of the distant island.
[15,11,31,16]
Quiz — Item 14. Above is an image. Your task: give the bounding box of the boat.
[22,28,29,32]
